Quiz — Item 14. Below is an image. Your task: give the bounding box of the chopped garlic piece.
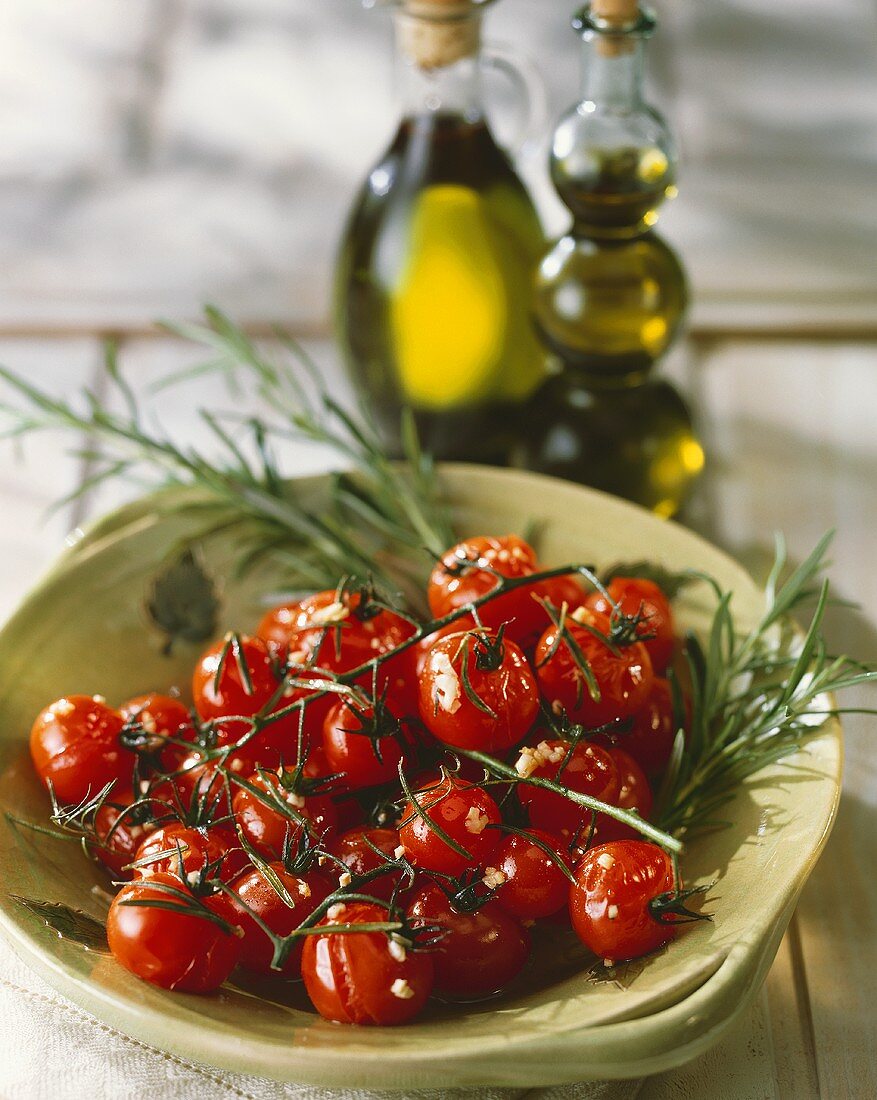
[596,853,616,870]
[284,790,305,809]
[570,606,590,625]
[310,601,349,626]
[536,740,565,765]
[390,978,415,1000]
[298,881,312,898]
[338,871,352,888]
[92,694,106,704]
[464,806,489,835]
[327,903,347,919]
[431,652,462,714]
[515,747,539,778]
[50,699,75,717]
[603,958,614,968]
[394,845,406,859]
[388,938,407,962]
[607,904,619,920]
[482,867,506,889]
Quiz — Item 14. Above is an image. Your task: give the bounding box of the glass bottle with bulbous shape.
[517,4,703,517]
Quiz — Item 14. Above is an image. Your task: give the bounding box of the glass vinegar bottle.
[335,0,547,465]
[517,1,703,517]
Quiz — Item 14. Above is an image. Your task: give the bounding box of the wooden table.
[1,329,874,1098]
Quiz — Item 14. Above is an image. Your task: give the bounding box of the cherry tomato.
[91,790,156,879]
[569,841,677,963]
[490,829,571,920]
[533,573,586,614]
[120,693,194,769]
[427,535,549,646]
[215,863,332,978]
[133,822,246,884]
[192,634,280,723]
[107,872,240,993]
[518,738,620,845]
[329,828,404,902]
[29,695,132,805]
[417,630,539,753]
[534,609,653,728]
[586,577,675,673]
[258,589,415,675]
[232,767,338,860]
[623,677,679,779]
[321,699,406,789]
[407,881,530,997]
[398,775,501,876]
[591,749,653,846]
[301,901,434,1025]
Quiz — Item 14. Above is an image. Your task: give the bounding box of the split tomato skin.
[232,768,338,860]
[301,902,434,1025]
[518,738,620,844]
[534,609,654,728]
[586,577,675,674]
[417,630,539,753]
[407,881,530,998]
[29,695,132,806]
[569,841,676,963]
[107,872,240,993]
[491,829,571,921]
[398,775,502,876]
[216,863,333,978]
[427,535,548,646]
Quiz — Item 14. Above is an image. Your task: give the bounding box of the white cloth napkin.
[0,939,642,1100]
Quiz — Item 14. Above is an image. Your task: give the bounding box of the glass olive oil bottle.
[517,1,703,517]
[336,0,547,464]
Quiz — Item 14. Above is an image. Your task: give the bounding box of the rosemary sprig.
[0,309,454,606]
[654,533,876,837]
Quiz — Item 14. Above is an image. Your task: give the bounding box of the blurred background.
[2,0,875,335]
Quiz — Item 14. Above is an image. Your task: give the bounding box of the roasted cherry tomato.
[215,862,332,978]
[586,576,675,673]
[29,695,132,805]
[329,827,405,902]
[258,589,415,674]
[192,633,280,723]
[321,698,407,789]
[232,767,338,860]
[569,841,677,963]
[398,774,501,876]
[120,693,194,769]
[407,881,530,997]
[427,535,550,646]
[107,872,240,993]
[91,790,157,879]
[518,738,620,844]
[534,608,653,728]
[591,749,653,846]
[490,828,571,920]
[133,821,247,884]
[301,902,434,1025]
[417,629,539,753]
[623,677,680,779]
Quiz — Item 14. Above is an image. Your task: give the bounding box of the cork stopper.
[397,0,483,71]
[590,0,640,57]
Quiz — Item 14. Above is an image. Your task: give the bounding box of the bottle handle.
[481,42,550,159]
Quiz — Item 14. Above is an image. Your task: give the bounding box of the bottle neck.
[580,34,645,109]
[394,12,485,120]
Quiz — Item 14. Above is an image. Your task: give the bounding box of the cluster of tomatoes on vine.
[28,534,707,1027]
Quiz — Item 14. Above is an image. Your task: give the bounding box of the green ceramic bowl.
[0,466,841,1088]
